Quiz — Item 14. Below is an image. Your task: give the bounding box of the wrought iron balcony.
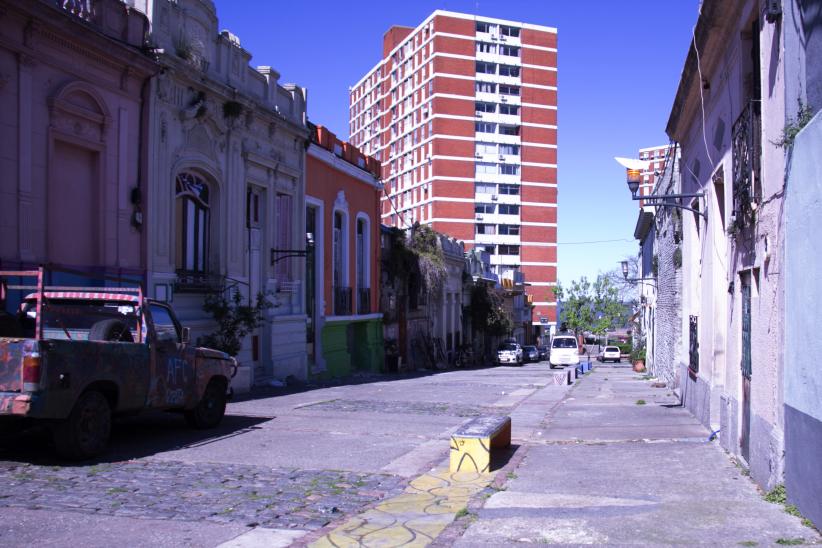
[333,286,352,316]
[357,287,371,315]
[174,270,223,294]
[731,101,762,229]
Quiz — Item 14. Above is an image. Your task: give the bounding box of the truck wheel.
[185,379,227,429]
[53,390,111,460]
[88,319,134,343]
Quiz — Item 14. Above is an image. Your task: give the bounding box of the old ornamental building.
[349,11,558,342]
[0,0,156,284]
[131,0,309,390]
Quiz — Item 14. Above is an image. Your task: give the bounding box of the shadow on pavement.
[232,362,507,403]
[491,443,521,472]
[0,411,272,466]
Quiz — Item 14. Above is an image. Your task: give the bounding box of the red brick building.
[349,10,558,338]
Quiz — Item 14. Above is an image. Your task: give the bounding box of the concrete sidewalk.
[451,364,819,546]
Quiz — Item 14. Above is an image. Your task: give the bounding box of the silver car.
[497,342,523,365]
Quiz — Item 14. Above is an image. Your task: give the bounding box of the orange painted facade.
[306,126,382,317]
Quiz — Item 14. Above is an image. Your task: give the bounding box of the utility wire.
[557,238,634,245]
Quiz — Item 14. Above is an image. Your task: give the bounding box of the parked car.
[496,342,523,365]
[549,334,580,368]
[0,269,237,459]
[598,346,622,363]
[522,345,539,362]
[537,346,550,361]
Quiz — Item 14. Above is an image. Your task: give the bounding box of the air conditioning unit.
[491,195,498,201]
[476,112,483,118]
[765,0,781,22]
[500,36,507,42]
[475,152,482,157]
[499,155,505,161]
[476,214,484,220]
[501,96,508,102]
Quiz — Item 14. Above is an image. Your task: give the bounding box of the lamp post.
[614,156,706,218]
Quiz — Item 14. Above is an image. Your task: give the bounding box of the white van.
[549,334,579,368]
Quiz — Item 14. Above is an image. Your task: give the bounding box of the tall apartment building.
[637,144,673,206]
[349,10,558,337]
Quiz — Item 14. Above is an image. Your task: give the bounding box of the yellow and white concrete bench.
[449,415,511,473]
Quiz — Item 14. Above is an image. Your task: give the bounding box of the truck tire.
[88,319,134,343]
[53,390,112,460]
[184,379,227,429]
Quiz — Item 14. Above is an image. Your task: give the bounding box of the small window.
[499,45,520,57]
[475,102,496,113]
[475,203,495,214]
[498,224,520,235]
[499,85,520,96]
[476,21,490,33]
[476,42,495,54]
[499,104,520,116]
[499,184,520,195]
[475,122,496,134]
[498,244,520,255]
[475,82,496,93]
[500,164,520,176]
[501,26,520,38]
[499,125,519,136]
[475,182,496,194]
[499,144,519,155]
[499,65,520,78]
[499,204,520,215]
[476,62,496,74]
[150,304,180,343]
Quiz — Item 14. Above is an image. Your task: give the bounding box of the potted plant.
[631,346,646,373]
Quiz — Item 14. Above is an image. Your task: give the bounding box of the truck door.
[148,303,194,408]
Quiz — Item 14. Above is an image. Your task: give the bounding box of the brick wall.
[653,204,684,390]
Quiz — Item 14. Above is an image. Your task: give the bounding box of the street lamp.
[614,157,706,219]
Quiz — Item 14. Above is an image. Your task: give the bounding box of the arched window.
[175,172,210,273]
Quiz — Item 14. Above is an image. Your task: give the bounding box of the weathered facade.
[306,125,383,377]
[0,0,156,284]
[665,0,789,491]
[132,0,308,390]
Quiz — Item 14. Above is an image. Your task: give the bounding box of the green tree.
[553,275,624,340]
[200,289,272,356]
[469,283,513,337]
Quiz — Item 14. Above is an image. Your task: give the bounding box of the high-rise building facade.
[349,10,558,335]
[637,144,673,206]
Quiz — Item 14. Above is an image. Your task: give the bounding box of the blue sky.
[215,0,699,287]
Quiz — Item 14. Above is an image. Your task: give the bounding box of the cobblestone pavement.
[300,399,513,417]
[0,459,406,530]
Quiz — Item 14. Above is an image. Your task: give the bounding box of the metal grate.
[357,287,370,315]
[689,315,699,376]
[741,282,752,379]
[333,286,352,316]
[731,101,761,228]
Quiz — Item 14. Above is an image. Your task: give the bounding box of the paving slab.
[457,366,821,546]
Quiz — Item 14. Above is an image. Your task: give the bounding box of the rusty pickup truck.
[0,269,237,459]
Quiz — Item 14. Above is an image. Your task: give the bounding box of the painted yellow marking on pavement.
[310,467,494,547]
